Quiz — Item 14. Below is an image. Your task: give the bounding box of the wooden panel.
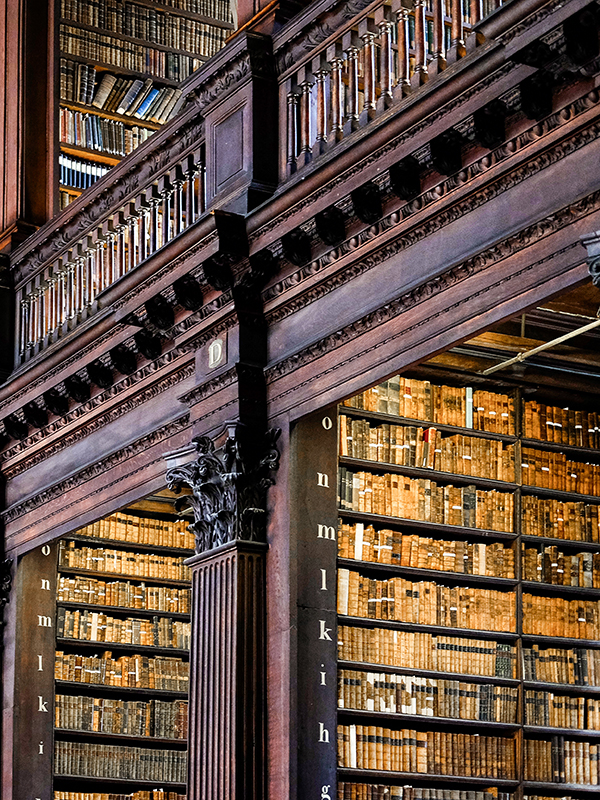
[292,406,339,799]
[12,541,58,800]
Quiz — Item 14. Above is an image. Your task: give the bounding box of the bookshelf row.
[60,24,207,79]
[332,370,600,796]
[60,108,154,157]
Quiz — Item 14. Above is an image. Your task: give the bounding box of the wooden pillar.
[166,425,279,800]
[187,538,267,800]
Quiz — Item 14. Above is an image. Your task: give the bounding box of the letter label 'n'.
[317,473,329,488]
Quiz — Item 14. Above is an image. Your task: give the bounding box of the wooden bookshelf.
[51,502,193,796]
[325,372,600,796]
[60,143,121,166]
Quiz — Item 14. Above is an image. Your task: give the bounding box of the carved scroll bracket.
[581,228,600,288]
[166,423,280,554]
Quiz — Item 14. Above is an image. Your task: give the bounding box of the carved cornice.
[179,366,238,408]
[3,416,191,528]
[266,190,598,386]
[166,425,280,553]
[1,362,196,480]
[12,117,206,285]
[275,0,373,75]
[262,87,600,321]
[496,0,576,46]
[250,61,518,244]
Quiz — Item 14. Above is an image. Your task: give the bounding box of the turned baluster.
[313,56,328,156]
[376,7,394,110]
[147,184,161,255]
[114,212,127,280]
[171,166,185,236]
[429,0,447,74]
[359,20,377,124]
[343,32,361,135]
[158,174,173,245]
[20,298,29,355]
[412,0,429,87]
[326,43,345,143]
[297,68,314,166]
[393,3,411,97]
[285,78,300,175]
[449,0,465,59]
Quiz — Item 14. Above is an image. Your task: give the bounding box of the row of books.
[155,0,231,19]
[59,189,79,209]
[337,625,517,677]
[340,419,516,482]
[60,107,154,156]
[521,496,600,542]
[58,541,192,580]
[54,792,186,800]
[338,470,515,532]
[524,737,600,784]
[337,788,512,800]
[337,725,516,777]
[522,594,600,639]
[61,0,229,56]
[58,576,191,613]
[523,645,600,686]
[521,447,600,494]
[75,512,194,549]
[54,741,187,781]
[338,570,516,631]
[55,651,189,691]
[343,379,515,433]
[60,27,203,81]
[59,154,108,189]
[338,669,519,722]
[522,545,600,588]
[524,401,600,448]
[525,690,600,729]
[55,694,188,739]
[57,609,191,649]
[60,59,97,105]
[338,522,515,577]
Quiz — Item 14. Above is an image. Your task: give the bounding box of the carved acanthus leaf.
[167,425,280,553]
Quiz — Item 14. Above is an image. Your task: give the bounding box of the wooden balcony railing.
[8,0,548,372]
[16,145,206,364]
[277,0,505,178]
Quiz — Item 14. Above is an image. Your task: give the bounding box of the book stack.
[59,154,109,189]
[336,370,600,796]
[53,503,193,796]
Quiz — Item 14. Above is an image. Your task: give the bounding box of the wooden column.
[166,425,279,800]
[186,539,267,800]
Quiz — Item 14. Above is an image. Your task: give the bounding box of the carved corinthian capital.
[166,423,280,554]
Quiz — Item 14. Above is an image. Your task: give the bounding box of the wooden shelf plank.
[56,638,189,658]
[55,728,188,746]
[338,615,519,641]
[58,566,191,587]
[55,680,188,699]
[340,405,517,443]
[337,769,519,786]
[523,680,600,695]
[522,634,600,649]
[57,52,180,85]
[521,534,600,552]
[337,708,520,731]
[338,660,519,685]
[338,509,516,541]
[57,600,190,620]
[60,99,162,127]
[522,581,600,599]
[54,775,187,790]
[337,557,517,587]
[60,142,121,165]
[60,18,211,59]
[523,725,600,738]
[523,782,600,792]
[522,437,600,460]
[62,532,194,557]
[130,0,234,28]
[521,485,600,505]
[339,456,518,491]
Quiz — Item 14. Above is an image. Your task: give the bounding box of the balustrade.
[282,0,505,177]
[17,148,206,363]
